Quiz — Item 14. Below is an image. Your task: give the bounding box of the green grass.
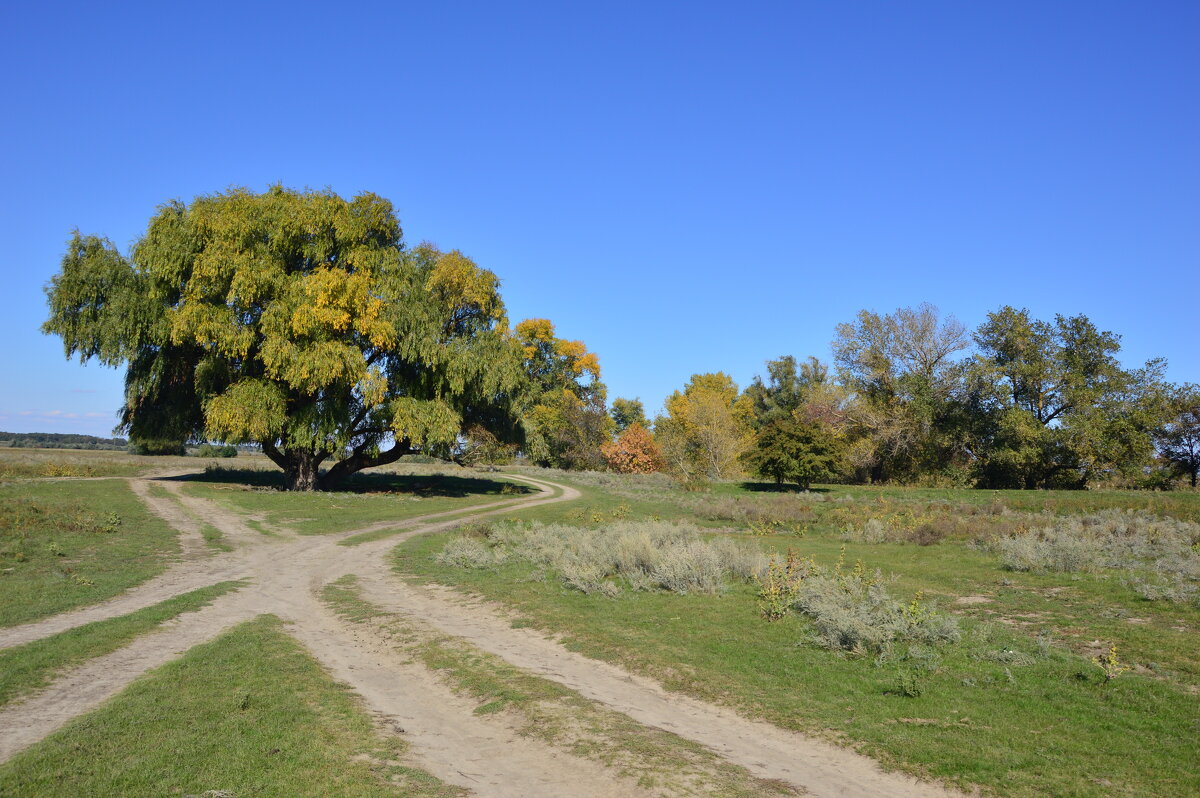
[179,468,536,536]
[0,581,243,707]
[0,479,187,627]
[321,576,797,798]
[0,615,463,797]
[395,477,1200,798]
[0,447,270,481]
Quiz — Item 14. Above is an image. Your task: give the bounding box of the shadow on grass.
[162,467,534,497]
[738,481,831,494]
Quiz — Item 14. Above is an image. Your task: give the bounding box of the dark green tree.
[743,415,843,490]
[972,307,1166,488]
[1155,384,1200,488]
[43,186,527,490]
[743,355,830,428]
[610,397,649,435]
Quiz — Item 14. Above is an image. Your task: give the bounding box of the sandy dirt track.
[0,471,963,797]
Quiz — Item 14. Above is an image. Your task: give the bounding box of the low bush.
[434,520,767,596]
[992,510,1200,605]
[695,493,824,527]
[756,550,960,654]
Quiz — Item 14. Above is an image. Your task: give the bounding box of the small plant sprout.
[1092,646,1132,682]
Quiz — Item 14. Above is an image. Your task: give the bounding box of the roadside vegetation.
[0,615,462,797]
[0,478,186,626]
[397,470,1200,797]
[0,581,242,706]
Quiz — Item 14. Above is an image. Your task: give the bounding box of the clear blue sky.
[2,1,1196,437]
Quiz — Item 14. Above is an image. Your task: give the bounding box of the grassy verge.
[0,479,186,627]
[0,581,243,706]
[180,469,535,536]
[0,615,463,797]
[321,576,797,798]
[395,500,1200,797]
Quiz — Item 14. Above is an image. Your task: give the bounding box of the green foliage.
[0,432,127,450]
[656,373,754,483]
[742,355,829,428]
[43,186,527,490]
[514,318,611,469]
[1155,383,1200,488]
[609,397,649,434]
[973,307,1168,488]
[127,438,185,456]
[744,414,843,489]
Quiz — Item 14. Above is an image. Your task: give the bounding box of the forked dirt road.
[0,471,962,797]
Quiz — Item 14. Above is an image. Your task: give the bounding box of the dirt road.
[0,471,961,797]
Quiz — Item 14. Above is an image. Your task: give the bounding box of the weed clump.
[755,548,960,654]
[434,520,766,596]
[991,510,1200,605]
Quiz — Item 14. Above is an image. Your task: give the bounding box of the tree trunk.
[261,441,329,491]
[261,439,418,491]
[284,452,322,491]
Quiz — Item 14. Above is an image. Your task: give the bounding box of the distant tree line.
[39,187,1195,490]
[0,431,128,450]
[633,304,1198,490]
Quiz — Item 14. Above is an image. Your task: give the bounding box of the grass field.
[0,447,278,480]
[0,615,462,797]
[395,470,1200,797]
[0,478,185,627]
[5,447,1198,796]
[0,581,243,707]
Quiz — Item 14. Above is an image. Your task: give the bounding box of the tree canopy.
[655,373,753,483]
[744,414,843,490]
[514,318,611,470]
[43,186,527,490]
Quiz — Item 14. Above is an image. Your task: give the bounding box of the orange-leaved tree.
[601,422,663,474]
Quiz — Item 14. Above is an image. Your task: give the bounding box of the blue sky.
[2,1,1196,437]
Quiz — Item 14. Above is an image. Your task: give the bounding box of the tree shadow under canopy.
[738,481,831,494]
[164,467,533,498]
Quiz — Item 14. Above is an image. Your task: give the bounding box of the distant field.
[0,446,275,480]
[396,469,1200,798]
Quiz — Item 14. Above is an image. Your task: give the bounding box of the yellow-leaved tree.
[43,186,527,490]
[654,372,754,483]
[514,318,612,469]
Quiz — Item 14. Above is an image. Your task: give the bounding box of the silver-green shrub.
[435,519,767,596]
[790,571,960,654]
[992,510,1200,604]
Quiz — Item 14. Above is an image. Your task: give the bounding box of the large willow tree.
[44,186,526,490]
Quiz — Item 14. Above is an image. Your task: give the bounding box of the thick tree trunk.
[319,438,416,490]
[284,452,323,491]
[261,441,330,491]
[261,438,420,491]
